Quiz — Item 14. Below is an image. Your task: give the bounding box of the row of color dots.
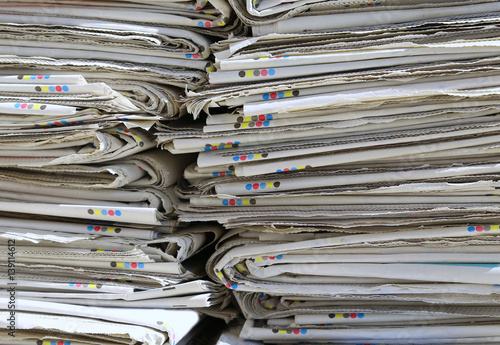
[328,313,365,319]
[233,153,269,162]
[38,341,71,345]
[69,282,102,289]
[237,114,274,123]
[19,75,50,80]
[35,85,69,92]
[110,261,145,268]
[222,198,256,206]
[245,181,280,190]
[276,166,307,172]
[14,103,46,110]
[197,21,213,27]
[37,120,85,128]
[87,209,122,216]
[257,56,289,60]
[255,254,283,261]
[234,120,271,129]
[212,171,234,177]
[468,225,499,232]
[272,329,308,335]
[87,225,122,233]
[205,141,240,151]
[238,69,275,78]
[262,90,299,100]
[185,52,207,58]
[345,2,382,7]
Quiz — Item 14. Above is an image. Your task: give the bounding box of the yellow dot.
[336,314,342,319]
[97,249,104,252]
[298,166,305,169]
[266,182,273,188]
[207,66,215,72]
[254,154,262,159]
[243,199,250,205]
[218,21,225,26]
[260,57,268,60]
[212,143,218,146]
[241,123,248,128]
[206,11,213,14]
[268,304,275,310]
[94,210,101,215]
[89,283,96,288]
[217,271,224,277]
[33,104,40,109]
[246,70,253,77]
[41,86,49,92]
[135,136,142,142]
[255,257,262,262]
[40,123,47,126]
[107,227,114,232]
[492,225,499,231]
[285,91,292,97]
[23,75,30,80]
[225,145,231,149]
[244,116,251,122]
[236,264,244,271]
[117,262,124,268]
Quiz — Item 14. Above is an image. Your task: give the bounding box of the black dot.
[110,262,117,267]
[272,328,278,333]
[17,75,23,80]
[254,70,260,76]
[233,144,239,148]
[96,284,102,288]
[306,165,312,169]
[328,313,335,319]
[139,142,144,147]
[250,199,256,205]
[88,209,94,215]
[205,144,211,147]
[228,165,235,171]
[248,122,255,127]
[115,228,122,233]
[238,71,245,77]
[292,90,300,96]
[101,227,107,232]
[234,124,241,129]
[157,321,163,325]
[27,104,33,109]
[40,105,46,110]
[274,182,280,187]
[35,86,41,92]
[200,46,205,52]
[37,341,43,345]
[251,116,258,121]
[262,153,268,158]
[237,116,243,123]
[343,313,349,318]
[286,330,292,334]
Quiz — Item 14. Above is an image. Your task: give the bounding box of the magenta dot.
[131,262,137,268]
[94,226,101,232]
[108,210,115,216]
[229,199,236,205]
[476,226,484,232]
[37,75,43,79]
[253,183,259,189]
[205,21,212,27]
[240,156,247,161]
[226,283,231,288]
[195,6,202,9]
[350,313,357,318]
[193,54,199,58]
[261,70,268,76]
[259,115,265,121]
[55,86,62,92]
[270,93,277,99]
[20,103,27,109]
[284,168,290,172]
[256,122,263,127]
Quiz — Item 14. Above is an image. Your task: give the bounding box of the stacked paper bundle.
[0,1,242,343]
[155,4,500,344]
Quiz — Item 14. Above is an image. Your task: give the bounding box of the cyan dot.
[468,226,475,232]
[138,263,145,268]
[277,169,283,172]
[266,114,273,120]
[62,85,69,91]
[236,199,243,205]
[44,75,50,79]
[222,199,229,205]
[262,94,270,100]
[205,147,211,151]
[231,284,238,289]
[212,172,218,177]
[248,155,254,160]
[48,86,55,92]
[278,92,284,98]
[263,121,270,126]
[291,167,297,171]
[69,282,75,286]
[300,329,307,334]
[14,103,21,108]
[124,262,131,268]
[87,226,93,231]
[115,210,121,216]
[101,210,107,215]
[358,313,364,318]
[234,141,240,144]
[233,156,239,161]
[276,254,283,259]
[268,69,275,76]
[218,145,225,149]
[197,21,204,26]
[245,184,252,190]
[30,75,36,79]
[260,183,266,189]
[185,54,192,58]
[78,121,85,124]
[51,341,57,345]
